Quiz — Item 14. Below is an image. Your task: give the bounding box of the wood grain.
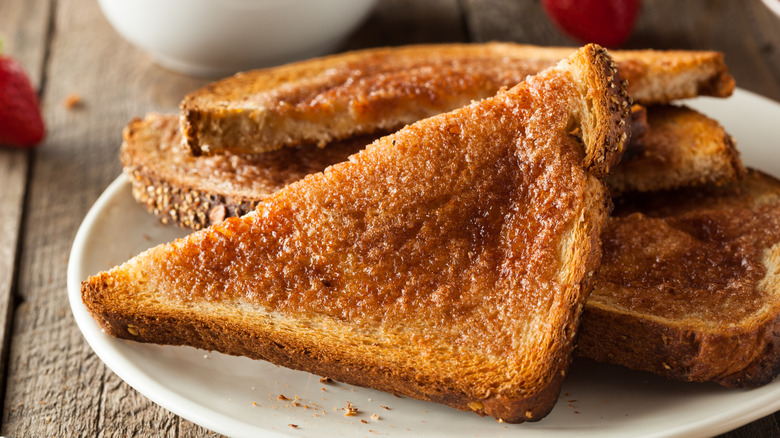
[462,0,572,45]
[344,0,466,49]
[0,0,208,435]
[0,0,51,420]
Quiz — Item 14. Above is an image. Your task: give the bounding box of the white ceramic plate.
[68,89,780,438]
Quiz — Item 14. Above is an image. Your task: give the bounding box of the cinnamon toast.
[124,105,739,230]
[180,42,734,155]
[121,114,375,229]
[606,104,745,196]
[83,45,631,422]
[580,170,780,387]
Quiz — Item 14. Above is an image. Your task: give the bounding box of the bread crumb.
[371,414,380,421]
[380,405,390,410]
[319,376,332,383]
[252,402,257,406]
[292,401,300,407]
[278,394,289,401]
[343,402,359,416]
[288,424,298,428]
[63,92,81,109]
[361,419,368,424]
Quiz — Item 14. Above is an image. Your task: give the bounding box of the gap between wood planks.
[0,0,59,429]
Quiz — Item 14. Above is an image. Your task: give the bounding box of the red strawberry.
[542,0,641,48]
[0,51,45,148]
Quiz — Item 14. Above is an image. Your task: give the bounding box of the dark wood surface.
[1,0,779,436]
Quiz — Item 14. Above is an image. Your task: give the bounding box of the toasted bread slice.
[607,104,745,195]
[121,114,374,229]
[181,42,733,156]
[579,170,780,387]
[83,45,631,422]
[124,105,737,230]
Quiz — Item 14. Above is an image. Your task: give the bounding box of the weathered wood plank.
[0,0,51,424]
[0,0,209,435]
[344,0,466,49]
[462,0,572,45]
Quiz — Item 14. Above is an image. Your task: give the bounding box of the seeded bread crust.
[180,42,732,156]
[121,114,371,229]
[579,170,780,387]
[84,45,630,423]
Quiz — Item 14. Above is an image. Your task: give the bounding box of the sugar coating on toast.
[607,104,744,195]
[125,104,740,231]
[580,170,780,387]
[180,42,732,156]
[84,45,630,422]
[121,114,371,229]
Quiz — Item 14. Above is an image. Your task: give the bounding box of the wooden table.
[1,0,779,436]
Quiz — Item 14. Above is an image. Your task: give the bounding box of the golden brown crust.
[122,114,373,229]
[85,45,629,422]
[180,42,733,155]
[579,170,780,387]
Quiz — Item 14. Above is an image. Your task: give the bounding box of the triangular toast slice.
[180,42,733,155]
[580,170,780,387]
[83,45,630,422]
[123,104,740,230]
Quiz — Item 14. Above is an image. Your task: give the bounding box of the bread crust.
[85,45,630,423]
[121,114,373,229]
[180,42,732,156]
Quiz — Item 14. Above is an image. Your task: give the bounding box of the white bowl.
[97,0,377,77]
[763,0,780,19]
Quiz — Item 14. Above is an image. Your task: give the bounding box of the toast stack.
[83,45,631,422]
[124,104,743,230]
[83,40,780,424]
